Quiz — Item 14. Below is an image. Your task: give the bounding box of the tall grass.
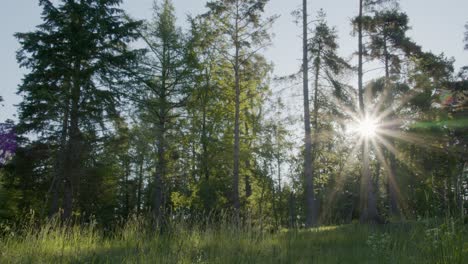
[0,216,466,263]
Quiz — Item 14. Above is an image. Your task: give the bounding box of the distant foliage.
[465,22,468,50]
[0,123,16,166]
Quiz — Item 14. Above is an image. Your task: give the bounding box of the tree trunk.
[276,136,282,227]
[358,0,378,224]
[461,162,467,220]
[153,35,169,224]
[258,161,268,232]
[137,157,143,215]
[271,165,279,229]
[360,141,379,223]
[62,61,82,221]
[303,0,317,227]
[153,117,165,222]
[289,192,296,228]
[49,95,70,218]
[383,32,400,218]
[357,0,365,111]
[201,72,209,181]
[232,3,241,216]
[244,122,252,199]
[311,43,322,224]
[124,159,130,217]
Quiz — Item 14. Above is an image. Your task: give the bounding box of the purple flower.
[0,123,16,166]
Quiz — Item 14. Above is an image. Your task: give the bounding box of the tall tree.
[204,0,277,216]
[354,0,397,223]
[308,10,351,224]
[134,0,193,222]
[360,8,420,218]
[15,0,140,219]
[301,0,318,228]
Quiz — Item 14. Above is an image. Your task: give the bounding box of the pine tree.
[359,8,420,218]
[15,0,140,219]
[301,0,317,228]
[354,0,398,224]
[308,10,351,225]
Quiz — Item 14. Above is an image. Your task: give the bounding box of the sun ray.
[373,134,431,181]
[374,88,422,122]
[377,129,447,151]
[370,138,406,211]
[322,136,364,222]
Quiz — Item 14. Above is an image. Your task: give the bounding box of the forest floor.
[0,218,466,263]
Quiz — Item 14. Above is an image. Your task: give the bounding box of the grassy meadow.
[1,217,466,263]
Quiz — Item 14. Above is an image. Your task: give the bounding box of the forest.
[0,0,467,263]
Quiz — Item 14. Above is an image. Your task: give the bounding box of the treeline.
[0,0,466,229]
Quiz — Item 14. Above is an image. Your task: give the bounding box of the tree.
[133,0,194,222]
[187,16,233,213]
[300,0,318,228]
[354,0,398,223]
[204,0,277,216]
[15,0,140,219]
[308,10,352,224]
[359,8,420,218]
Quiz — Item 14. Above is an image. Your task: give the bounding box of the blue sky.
[1,0,467,122]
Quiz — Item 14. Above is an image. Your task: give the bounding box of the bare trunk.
[276,136,282,227]
[49,95,70,218]
[201,78,209,181]
[154,40,167,222]
[358,0,378,223]
[137,157,143,214]
[360,141,378,223]
[232,3,241,215]
[272,167,279,229]
[153,118,165,222]
[388,150,399,217]
[62,60,82,221]
[289,192,296,228]
[124,160,130,217]
[383,32,399,218]
[244,122,252,199]
[461,162,467,220]
[258,161,268,232]
[311,44,321,224]
[303,0,317,227]
[357,0,364,111]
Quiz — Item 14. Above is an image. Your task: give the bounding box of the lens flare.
[347,115,380,139]
[357,117,378,138]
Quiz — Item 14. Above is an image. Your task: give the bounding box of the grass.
[0,217,466,263]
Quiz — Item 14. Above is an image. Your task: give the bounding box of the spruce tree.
[15,0,140,219]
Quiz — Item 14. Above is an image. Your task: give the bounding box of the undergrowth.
[0,216,466,263]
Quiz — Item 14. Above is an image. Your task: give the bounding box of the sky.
[0,0,467,123]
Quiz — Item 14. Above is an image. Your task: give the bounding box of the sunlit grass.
[0,217,466,263]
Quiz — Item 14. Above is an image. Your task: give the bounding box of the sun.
[347,115,380,139]
[357,117,378,138]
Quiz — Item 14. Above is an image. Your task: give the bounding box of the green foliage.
[13,0,142,219]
